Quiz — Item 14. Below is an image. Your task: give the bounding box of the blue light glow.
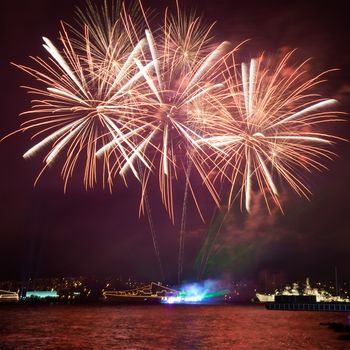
[25,291,59,299]
[162,280,227,304]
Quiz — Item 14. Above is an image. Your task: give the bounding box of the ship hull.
[266,302,350,312]
[0,297,19,303]
[256,293,275,303]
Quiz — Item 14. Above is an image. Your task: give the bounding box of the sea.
[0,304,349,349]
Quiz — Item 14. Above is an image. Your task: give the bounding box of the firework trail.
[128,2,237,280]
[197,51,344,213]
[137,158,165,280]
[178,160,193,282]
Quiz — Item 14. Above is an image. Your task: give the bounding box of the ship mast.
[335,266,339,296]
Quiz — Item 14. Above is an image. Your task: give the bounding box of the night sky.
[1,0,349,284]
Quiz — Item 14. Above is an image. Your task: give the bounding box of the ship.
[256,282,300,303]
[256,278,350,303]
[0,289,19,302]
[103,282,179,303]
[257,278,350,311]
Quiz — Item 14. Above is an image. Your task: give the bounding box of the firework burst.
[8,11,154,191]
[5,1,344,222]
[98,3,236,222]
[198,51,344,213]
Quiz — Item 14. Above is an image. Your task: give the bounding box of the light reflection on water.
[0,304,348,349]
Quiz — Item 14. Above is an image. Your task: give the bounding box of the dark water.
[0,304,349,349]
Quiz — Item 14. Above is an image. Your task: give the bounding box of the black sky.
[0,0,350,284]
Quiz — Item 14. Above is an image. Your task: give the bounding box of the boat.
[256,278,350,303]
[256,282,300,303]
[0,290,19,302]
[103,282,179,304]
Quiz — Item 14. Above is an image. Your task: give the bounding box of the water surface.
[0,304,348,349]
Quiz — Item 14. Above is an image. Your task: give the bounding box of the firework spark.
[197,51,344,213]
[93,2,237,223]
[6,2,344,220]
[8,11,154,191]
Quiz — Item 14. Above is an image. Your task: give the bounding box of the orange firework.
[6,1,344,223]
[99,2,239,222]
[196,51,344,213]
[8,6,153,191]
